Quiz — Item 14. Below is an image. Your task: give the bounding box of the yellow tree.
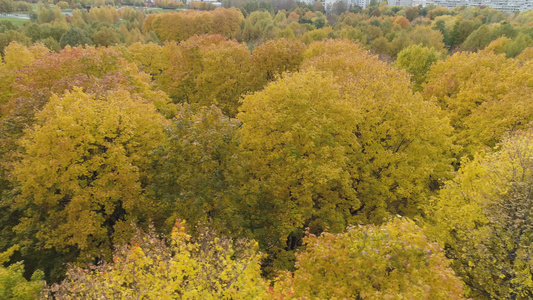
[426,131,533,299]
[48,221,268,299]
[302,39,454,223]
[143,9,242,42]
[158,35,252,117]
[249,38,306,92]
[424,51,533,160]
[0,42,49,112]
[127,42,166,81]
[210,8,244,39]
[11,88,168,278]
[238,70,360,271]
[0,47,174,263]
[271,218,465,299]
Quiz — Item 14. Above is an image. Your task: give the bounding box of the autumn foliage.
[272,219,465,299]
[0,3,532,296]
[47,221,268,299]
[143,8,244,42]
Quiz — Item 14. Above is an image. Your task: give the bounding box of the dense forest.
[1,0,533,299]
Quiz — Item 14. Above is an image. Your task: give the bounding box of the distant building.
[432,0,532,12]
[322,0,531,12]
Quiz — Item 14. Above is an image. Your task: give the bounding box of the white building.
[418,0,531,11]
[477,0,533,11]
[322,0,531,12]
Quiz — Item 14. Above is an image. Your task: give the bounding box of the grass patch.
[145,8,179,14]
[0,16,29,26]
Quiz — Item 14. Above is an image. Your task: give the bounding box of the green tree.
[0,0,14,13]
[450,18,481,47]
[504,32,533,58]
[240,10,277,45]
[92,26,121,47]
[395,44,440,91]
[149,104,241,234]
[0,30,31,54]
[462,25,493,51]
[426,131,533,299]
[432,19,451,46]
[0,246,44,299]
[405,26,445,53]
[59,26,93,48]
[404,6,419,21]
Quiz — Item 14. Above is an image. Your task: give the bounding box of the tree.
[393,16,410,29]
[0,30,31,55]
[0,0,14,13]
[154,0,184,9]
[0,20,17,33]
[423,51,533,159]
[504,33,533,58]
[127,42,166,80]
[485,36,511,54]
[238,70,360,272]
[0,245,44,299]
[92,26,121,47]
[11,88,167,279]
[59,26,93,48]
[302,39,453,224]
[1,45,173,191]
[369,36,391,57]
[432,18,451,46]
[331,0,347,15]
[0,42,48,259]
[271,218,465,299]
[449,18,481,47]
[2,45,172,146]
[313,1,324,13]
[0,42,48,110]
[157,35,252,117]
[249,38,306,92]
[149,104,241,234]
[405,6,419,22]
[395,44,440,91]
[48,221,268,299]
[210,8,244,39]
[462,25,493,52]
[240,10,278,45]
[406,26,445,52]
[142,9,242,43]
[426,131,533,299]
[516,47,533,61]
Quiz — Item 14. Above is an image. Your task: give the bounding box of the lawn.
[145,7,181,13]
[0,16,29,26]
